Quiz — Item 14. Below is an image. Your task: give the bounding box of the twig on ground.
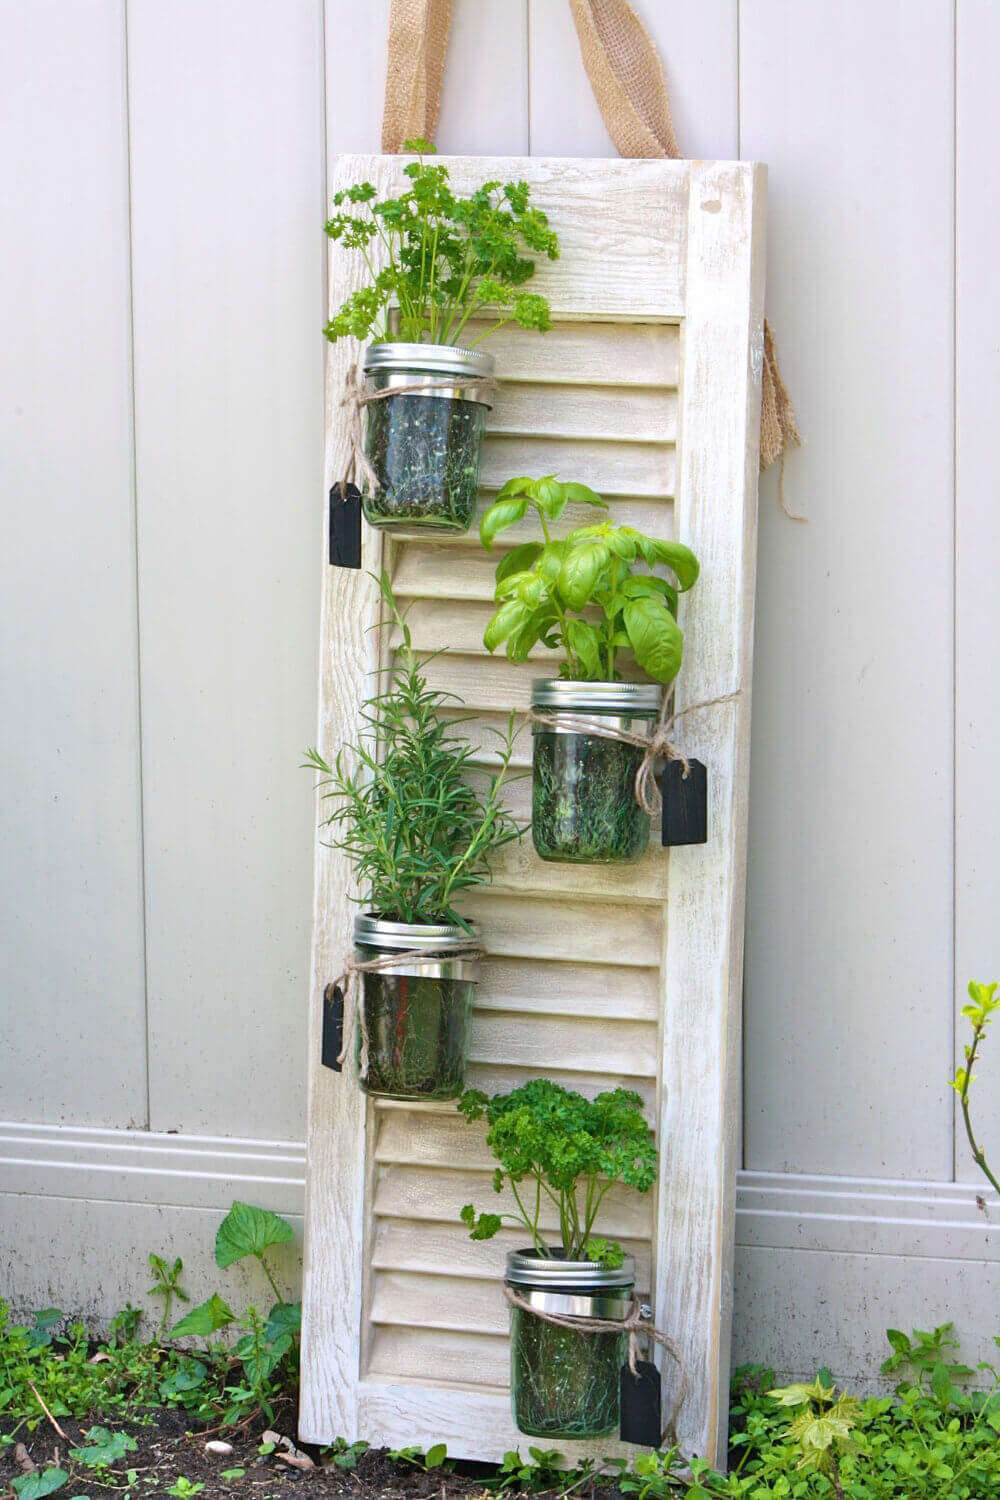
[27,1380,68,1441]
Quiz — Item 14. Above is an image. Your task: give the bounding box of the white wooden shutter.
[300,155,766,1467]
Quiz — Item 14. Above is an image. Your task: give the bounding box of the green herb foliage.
[613,1325,1000,1497]
[324,140,558,347]
[532,730,649,865]
[352,969,474,1099]
[509,1301,624,1438]
[479,476,699,683]
[949,979,1000,1197]
[147,1254,188,1343]
[361,393,486,530]
[303,572,523,929]
[457,1079,656,1265]
[0,1200,299,1443]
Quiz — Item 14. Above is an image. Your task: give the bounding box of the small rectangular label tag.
[321,983,345,1071]
[620,1358,662,1446]
[661,757,708,846]
[329,483,362,569]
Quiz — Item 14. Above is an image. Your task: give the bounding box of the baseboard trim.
[2,1121,997,1260]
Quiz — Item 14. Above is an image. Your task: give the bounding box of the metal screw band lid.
[531,678,663,715]
[505,1248,636,1291]
[363,341,495,381]
[353,913,478,952]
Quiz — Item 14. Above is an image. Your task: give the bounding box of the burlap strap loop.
[504,1284,688,1443]
[382,0,453,153]
[378,0,801,497]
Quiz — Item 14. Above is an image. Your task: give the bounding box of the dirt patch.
[0,1407,528,1500]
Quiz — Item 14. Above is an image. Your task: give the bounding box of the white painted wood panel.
[0,0,147,1126]
[955,0,1000,1178]
[127,0,325,1139]
[302,149,763,1465]
[740,0,955,1180]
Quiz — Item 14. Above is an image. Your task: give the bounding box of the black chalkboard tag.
[321,983,344,1071]
[329,483,362,569]
[661,757,708,846]
[620,1358,662,1446]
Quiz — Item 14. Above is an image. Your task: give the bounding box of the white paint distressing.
[300,151,765,1466]
[127,0,326,1138]
[0,0,147,1126]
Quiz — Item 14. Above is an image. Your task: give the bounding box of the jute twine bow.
[328,943,484,1070]
[529,689,741,817]
[504,1286,688,1443]
[340,364,497,495]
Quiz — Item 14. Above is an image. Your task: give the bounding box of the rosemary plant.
[303,573,523,929]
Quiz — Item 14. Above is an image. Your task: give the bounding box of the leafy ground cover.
[3,1201,1000,1500]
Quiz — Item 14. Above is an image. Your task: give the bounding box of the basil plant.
[480,476,699,683]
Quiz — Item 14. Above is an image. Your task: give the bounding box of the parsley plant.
[324,140,559,347]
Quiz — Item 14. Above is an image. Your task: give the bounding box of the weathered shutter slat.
[301,153,765,1467]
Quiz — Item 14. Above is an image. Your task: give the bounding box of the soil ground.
[0,1404,598,1500]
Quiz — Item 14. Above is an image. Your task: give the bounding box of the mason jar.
[360,343,494,533]
[505,1249,635,1440]
[531,681,662,865]
[352,915,478,1100]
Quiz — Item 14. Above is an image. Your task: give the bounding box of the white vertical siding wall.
[2,0,998,1392]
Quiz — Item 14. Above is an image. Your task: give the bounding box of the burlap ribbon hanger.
[379,0,801,502]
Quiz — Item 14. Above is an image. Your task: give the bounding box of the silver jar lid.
[363,342,495,380]
[353,913,477,952]
[531,679,663,715]
[505,1248,635,1291]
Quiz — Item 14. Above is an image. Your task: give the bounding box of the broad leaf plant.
[479,476,699,683]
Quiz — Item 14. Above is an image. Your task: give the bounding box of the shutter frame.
[301,154,767,1467]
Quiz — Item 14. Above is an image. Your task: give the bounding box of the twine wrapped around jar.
[504,1284,688,1442]
[529,689,741,817]
[339,363,497,494]
[327,942,485,1072]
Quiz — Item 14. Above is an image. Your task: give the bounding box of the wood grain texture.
[301,153,764,1466]
[298,151,391,1443]
[955,0,1000,1178]
[741,0,955,1180]
[327,153,689,320]
[656,162,766,1461]
[0,0,147,1125]
[128,0,325,1138]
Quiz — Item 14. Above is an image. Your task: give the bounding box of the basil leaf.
[558,543,610,609]
[564,619,603,678]
[561,482,607,510]
[483,598,532,652]
[648,539,700,591]
[623,598,684,683]
[479,497,529,550]
[495,541,543,585]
